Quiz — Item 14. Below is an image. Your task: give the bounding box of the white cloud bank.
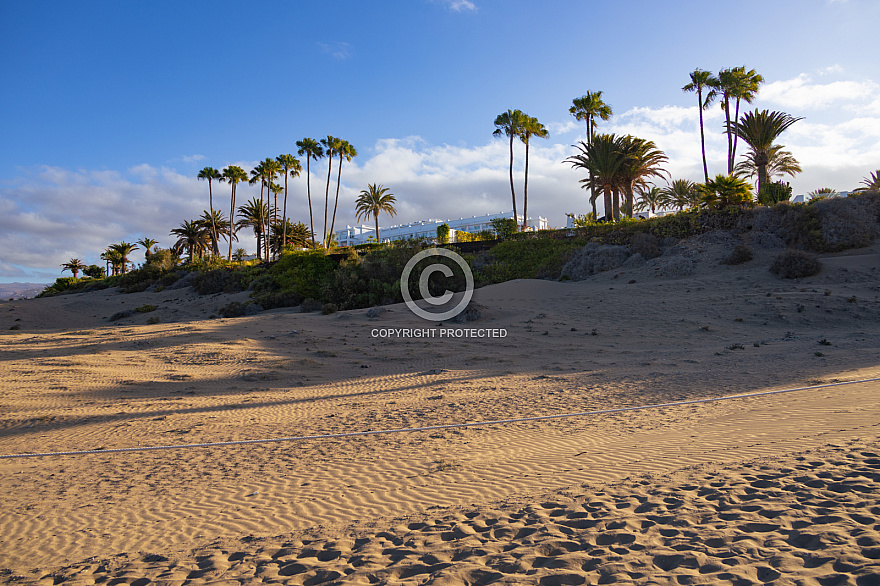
[2,72,878,281]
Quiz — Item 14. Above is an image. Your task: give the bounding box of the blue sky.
[1,0,879,282]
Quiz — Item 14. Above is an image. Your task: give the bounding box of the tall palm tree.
[170,221,208,263]
[682,69,719,183]
[220,165,247,261]
[320,136,343,247]
[109,242,138,274]
[61,258,87,280]
[355,184,397,243]
[616,136,669,218]
[328,139,357,248]
[634,186,669,215]
[730,109,802,194]
[296,138,324,248]
[518,115,549,231]
[662,179,700,211]
[493,109,527,226]
[565,134,626,221]
[569,92,613,219]
[137,238,158,260]
[715,67,764,173]
[276,154,302,251]
[734,144,802,189]
[237,198,272,261]
[699,174,754,210]
[197,166,222,253]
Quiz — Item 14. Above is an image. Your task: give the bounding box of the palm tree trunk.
[282,174,289,251]
[612,187,620,221]
[522,137,529,231]
[698,89,709,183]
[228,185,235,262]
[324,155,333,247]
[306,157,316,248]
[723,99,733,174]
[209,180,219,255]
[732,97,742,173]
[375,214,379,244]
[758,162,768,195]
[603,183,613,222]
[508,133,517,228]
[329,154,343,247]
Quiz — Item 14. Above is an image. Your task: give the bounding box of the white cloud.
[181,154,206,164]
[546,120,581,137]
[434,0,477,12]
[761,73,878,110]
[317,41,351,60]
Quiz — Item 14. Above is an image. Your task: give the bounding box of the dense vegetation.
[38,192,880,318]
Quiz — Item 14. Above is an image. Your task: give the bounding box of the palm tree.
[569,92,613,220]
[634,186,668,215]
[734,144,802,189]
[237,198,272,261]
[858,170,880,192]
[61,258,87,280]
[198,210,229,255]
[276,154,302,251]
[808,187,838,198]
[662,179,700,211]
[137,238,158,260]
[616,136,669,218]
[270,220,313,255]
[519,115,549,230]
[714,67,764,173]
[682,69,719,183]
[109,242,138,274]
[699,174,754,210]
[355,184,397,243]
[320,136,343,247]
[493,109,527,226]
[170,221,208,263]
[220,165,247,261]
[565,134,626,221]
[296,138,324,248]
[101,249,123,276]
[197,166,222,252]
[328,139,357,248]
[730,109,803,194]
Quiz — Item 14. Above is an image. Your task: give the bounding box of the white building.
[335,211,548,247]
[791,191,850,204]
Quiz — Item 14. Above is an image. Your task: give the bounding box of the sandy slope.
[0,240,879,585]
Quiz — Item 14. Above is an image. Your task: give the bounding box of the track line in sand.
[2,376,878,460]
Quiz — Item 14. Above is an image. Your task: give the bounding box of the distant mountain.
[0,282,49,299]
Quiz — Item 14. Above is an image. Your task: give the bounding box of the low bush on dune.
[770,250,822,279]
[721,244,754,265]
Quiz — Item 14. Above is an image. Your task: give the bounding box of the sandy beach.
[1,239,879,585]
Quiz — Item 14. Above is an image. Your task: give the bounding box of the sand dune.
[1,240,879,584]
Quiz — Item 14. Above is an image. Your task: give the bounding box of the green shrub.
[191,269,247,295]
[722,244,753,265]
[436,223,450,244]
[134,304,157,313]
[490,217,518,240]
[769,250,822,279]
[321,303,338,315]
[758,181,792,205]
[251,290,302,310]
[83,265,105,279]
